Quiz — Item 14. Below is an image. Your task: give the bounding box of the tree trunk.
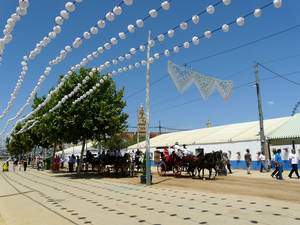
[51,143,57,170]
[77,139,86,175]
[32,147,36,168]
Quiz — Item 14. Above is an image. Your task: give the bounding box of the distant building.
[137,104,146,138]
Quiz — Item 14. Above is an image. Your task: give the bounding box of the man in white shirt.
[258,152,269,172]
[173,142,183,158]
[288,149,299,179]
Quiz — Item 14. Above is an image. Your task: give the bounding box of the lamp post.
[145,30,152,185]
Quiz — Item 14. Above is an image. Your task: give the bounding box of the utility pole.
[159,120,161,134]
[254,62,266,155]
[145,30,152,185]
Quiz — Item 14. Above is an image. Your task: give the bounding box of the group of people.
[244,148,299,180]
[8,158,28,172]
[162,142,193,161]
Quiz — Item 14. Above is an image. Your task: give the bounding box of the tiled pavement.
[1,169,300,225]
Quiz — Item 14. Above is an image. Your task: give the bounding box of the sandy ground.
[0,166,300,225]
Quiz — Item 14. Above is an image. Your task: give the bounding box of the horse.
[114,153,131,177]
[193,151,222,179]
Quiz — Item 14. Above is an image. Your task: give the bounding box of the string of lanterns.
[7,0,171,129]
[5,0,283,137]
[0,0,30,66]
[77,0,233,79]
[0,0,82,123]
[0,0,133,139]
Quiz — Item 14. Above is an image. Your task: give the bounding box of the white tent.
[56,142,98,158]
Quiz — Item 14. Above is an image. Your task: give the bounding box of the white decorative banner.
[168,61,233,102]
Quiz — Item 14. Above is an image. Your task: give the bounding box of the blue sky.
[0,0,299,138]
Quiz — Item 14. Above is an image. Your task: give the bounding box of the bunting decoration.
[168,61,233,102]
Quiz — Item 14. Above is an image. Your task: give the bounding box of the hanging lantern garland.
[0,0,30,66]
[6,0,283,137]
[0,0,83,123]
[10,0,172,128]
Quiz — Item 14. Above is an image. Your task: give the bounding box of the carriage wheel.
[157,164,166,176]
[172,165,181,177]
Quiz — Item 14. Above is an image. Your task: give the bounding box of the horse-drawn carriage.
[156,150,225,179]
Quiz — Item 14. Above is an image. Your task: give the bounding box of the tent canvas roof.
[128,115,293,149]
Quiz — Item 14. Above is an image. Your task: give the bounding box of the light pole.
[254,62,266,155]
[145,30,152,185]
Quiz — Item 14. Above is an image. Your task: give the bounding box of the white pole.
[145,30,151,185]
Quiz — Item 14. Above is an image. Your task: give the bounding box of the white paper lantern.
[236,17,245,26]
[128,24,135,33]
[48,32,56,39]
[222,24,229,32]
[168,29,174,38]
[136,19,144,28]
[119,32,126,39]
[92,51,99,58]
[105,61,111,68]
[154,53,160,59]
[65,2,75,12]
[106,12,115,21]
[192,15,199,24]
[254,9,262,18]
[206,5,215,14]
[104,43,111,50]
[90,26,98,34]
[192,36,199,45]
[87,54,93,61]
[130,48,136,54]
[19,0,29,9]
[110,37,118,45]
[53,25,61,34]
[140,45,145,52]
[204,31,212,38]
[113,6,122,15]
[164,49,170,56]
[180,22,188,30]
[135,62,140,68]
[98,47,104,53]
[11,13,20,21]
[223,0,231,6]
[273,0,282,8]
[16,7,27,16]
[123,67,128,72]
[97,20,106,28]
[96,83,100,87]
[141,60,147,66]
[149,39,155,47]
[125,53,131,60]
[128,65,134,70]
[60,10,69,19]
[161,1,170,10]
[83,31,91,39]
[55,16,63,25]
[7,18,15,26]
[112,70,117,75]
[118,56,124,61]
[149,9,158,18]
[118,68,123,73]
[65,45,72,52]
[173,46,179,53]
[60,50,67,57]
[157,34,165,42]
[112,59,118,64]
[123,0,133,6]
[183,42,190,48]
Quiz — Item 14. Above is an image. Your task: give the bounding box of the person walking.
[288,149,300,179]
[259,152,269,172]
[275,149,283,180]
[23,158,28,171]
[223,153,232,174]
[18,160,22,171]
[244,149,252,174]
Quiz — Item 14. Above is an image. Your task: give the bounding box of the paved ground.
[0,167,300,225]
